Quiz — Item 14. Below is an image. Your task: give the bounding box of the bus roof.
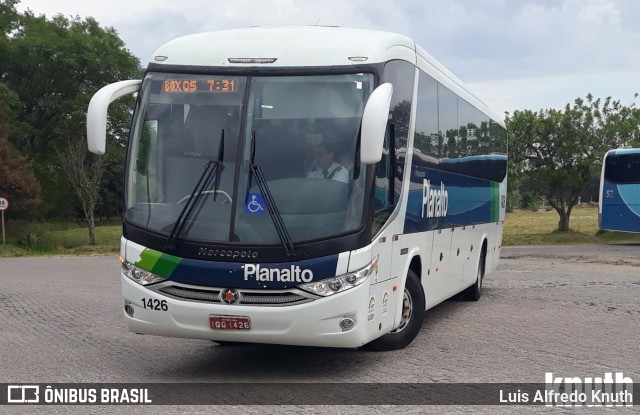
[150,26,416,68]
[149,26,505,127]
[605,148,640,158]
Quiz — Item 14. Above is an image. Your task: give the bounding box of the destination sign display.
[162,78,237,93]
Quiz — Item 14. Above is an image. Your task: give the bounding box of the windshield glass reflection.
[125,72,373,245]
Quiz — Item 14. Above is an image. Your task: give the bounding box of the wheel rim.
[477,262,483,290]
[392,287,413,333]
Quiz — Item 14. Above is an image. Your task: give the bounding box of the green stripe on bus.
[490,182,499,222]
[135,249,181,278]
[135,248,162,272]
[151,253,181,278]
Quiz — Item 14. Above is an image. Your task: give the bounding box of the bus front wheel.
[368,269,425,351]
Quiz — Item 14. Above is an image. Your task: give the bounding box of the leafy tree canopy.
[0,135,41,208]
[2,6,142,157]
[507,93,640,231]
[1,1,142,224]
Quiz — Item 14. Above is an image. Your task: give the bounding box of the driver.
[307,140,348,184]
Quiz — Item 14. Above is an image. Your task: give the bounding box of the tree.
[0,83,41,208]
[0,1,19,45]
[507,94,640,231]
[1,7,141,238]
[0,134,41,208]
[3,11,141,158]
[57,139,104,244]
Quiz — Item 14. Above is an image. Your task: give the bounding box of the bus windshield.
[125,72,373,245]
[604,153,640,184]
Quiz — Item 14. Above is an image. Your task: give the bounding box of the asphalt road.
[1,244,638,414]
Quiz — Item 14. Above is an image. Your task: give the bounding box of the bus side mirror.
[87,80,142,155]
[360,83,393,164]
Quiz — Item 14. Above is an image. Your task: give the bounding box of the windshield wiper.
[212,129,225,201]
[165,129,225,250]
[246,131,296,256]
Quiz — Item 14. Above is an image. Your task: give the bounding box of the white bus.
[87,27,507,350]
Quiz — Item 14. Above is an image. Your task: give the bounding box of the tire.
[460,251,484,301]
[369,269,425,351]
[211,340,245,346]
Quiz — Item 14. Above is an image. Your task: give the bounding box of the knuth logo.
[544,372,633,407]
[422,179,448,219]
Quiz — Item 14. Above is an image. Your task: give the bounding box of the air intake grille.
[158,285,312,306]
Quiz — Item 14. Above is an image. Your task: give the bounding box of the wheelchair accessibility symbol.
[244,193,265,215]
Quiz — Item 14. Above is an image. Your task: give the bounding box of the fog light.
[124,304,134,317]
[339,317,355,331]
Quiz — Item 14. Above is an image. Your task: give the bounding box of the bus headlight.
[120,256,166,286]
[299,257,377,297]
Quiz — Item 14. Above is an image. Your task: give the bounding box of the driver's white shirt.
[307,162,349,183]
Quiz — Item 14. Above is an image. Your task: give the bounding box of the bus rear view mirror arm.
[360,82,393,165]
[87,80,142,155]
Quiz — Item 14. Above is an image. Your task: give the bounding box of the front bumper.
[121,273,373,348]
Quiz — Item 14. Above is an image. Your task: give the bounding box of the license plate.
[210,316,251,330]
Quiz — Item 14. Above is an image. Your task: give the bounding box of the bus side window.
[373,59,414,232]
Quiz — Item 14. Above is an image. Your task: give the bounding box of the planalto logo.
[243,264,313,283]
[421,179,448,219]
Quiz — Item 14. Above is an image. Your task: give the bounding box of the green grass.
[0,220,121,257]
[1,206,639,256]
[503,205,640,246]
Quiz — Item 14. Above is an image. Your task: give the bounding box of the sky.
[15,0,640,118]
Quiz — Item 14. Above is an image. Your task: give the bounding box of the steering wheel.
[177,190,232,206]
